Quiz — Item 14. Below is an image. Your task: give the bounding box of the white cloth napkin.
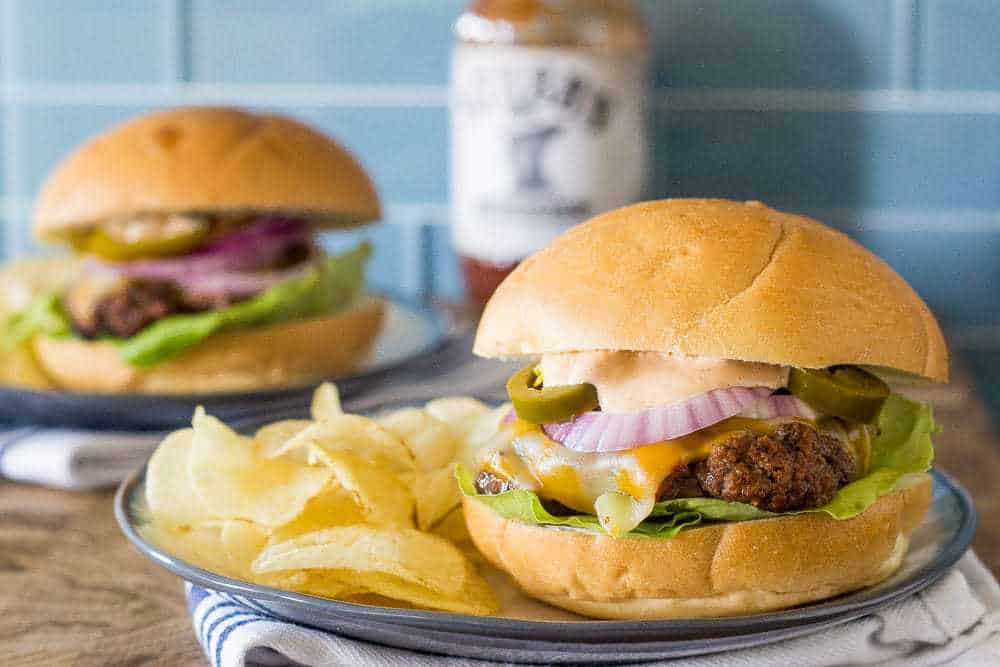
[0,427,161,489]
[189,551,1000,667]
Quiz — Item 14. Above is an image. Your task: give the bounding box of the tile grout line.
[1,0,23,257]
[653,88,1000,113]
[3,83,1000,113]
[399,223,425,302]
[160,0,188,84]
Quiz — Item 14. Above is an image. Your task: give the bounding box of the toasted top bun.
[33,107,381,242]
[475,199,948,382]
[464,472,932,619]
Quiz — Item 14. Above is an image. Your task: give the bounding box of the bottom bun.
[463,473,932,619]
[33,296,384,394]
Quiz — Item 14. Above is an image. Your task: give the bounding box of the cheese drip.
[479,417,865,536]
[539,351,789,413]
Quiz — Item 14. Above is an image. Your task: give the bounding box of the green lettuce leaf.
[648,497,774,522]
[1,292,69,351]
[456,466,702,538]
[0,242,371,368]
[458,393,936,538]
[810,393,935,519]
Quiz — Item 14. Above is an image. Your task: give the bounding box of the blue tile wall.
[319,223,406,296]
[427,224,463,301]
[286,107,447,204]
[189,0,465,84]
[920,0,1000,89]
[654,112,1000,211]
[854,229,1000,327]
[639,0,895,90]
[11,0,165,82]
[17,105,155,198]
[1,0,999,339]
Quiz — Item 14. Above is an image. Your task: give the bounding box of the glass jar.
[449,0,649,307]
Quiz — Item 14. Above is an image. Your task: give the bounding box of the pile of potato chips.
[0,255,76,388]
[142,383,511,615]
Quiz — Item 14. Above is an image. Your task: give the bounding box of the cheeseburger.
[2,107,383,393]
[462,199,945,619]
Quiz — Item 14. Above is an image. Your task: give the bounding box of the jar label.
[450,45,647,264]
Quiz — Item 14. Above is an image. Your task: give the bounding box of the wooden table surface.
[1,365,998,666]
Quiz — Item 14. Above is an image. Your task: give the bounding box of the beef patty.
[68,239,316,339]
[73,279,189,339]
[662,422,856,511]
[475,422,857,514]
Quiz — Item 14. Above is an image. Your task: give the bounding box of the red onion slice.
[738,394,817,420]
[542,386,773,453]
[81,216,315,303]
[177,262,312,302]
[92,216,311,282]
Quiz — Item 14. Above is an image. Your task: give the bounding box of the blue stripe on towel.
[207,611,264,659]
[188,586,304,667]
[215,617,266,666]
[198,602,245,641]
[187,585,211,614]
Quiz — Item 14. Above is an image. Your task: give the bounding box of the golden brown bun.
[33,107,381,241]
[474,199,948,382]
[31,296,383,394]
[463,473,931,619]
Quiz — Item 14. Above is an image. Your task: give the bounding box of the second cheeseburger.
[5,107,383,393]
[461,198,946,619]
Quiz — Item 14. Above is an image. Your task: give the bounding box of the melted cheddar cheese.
[478,416,867,536]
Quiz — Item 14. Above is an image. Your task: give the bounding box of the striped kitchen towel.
[188,551,1000,667]
[0,426,161,489]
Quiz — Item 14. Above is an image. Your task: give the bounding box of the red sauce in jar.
[460,256,519,309]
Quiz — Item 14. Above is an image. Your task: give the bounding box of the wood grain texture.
[0,485,204,665]
[0,362,996,665]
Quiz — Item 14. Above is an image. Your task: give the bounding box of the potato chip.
[255,420,312,460]
[431,506,474,551]
[188,408,331,526]
[218,520,269,578]
[140,522,234,577]
[322,569,497,616]
[254,570,310,590]
[424,397,490,441]
[378,408,459,471]
[466,403,514,449]
[311,382,343,421]
[320,452,414,528]
[257,570,367,599]
[148,517,267,579]
[145,429,207,526]
[252,526,468,597]
[411,466,462,531]
[278,566,498,615]
[460,404,515,467]
[144,389,507,617]
[269,485,366,543]
[276,415,414,472]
